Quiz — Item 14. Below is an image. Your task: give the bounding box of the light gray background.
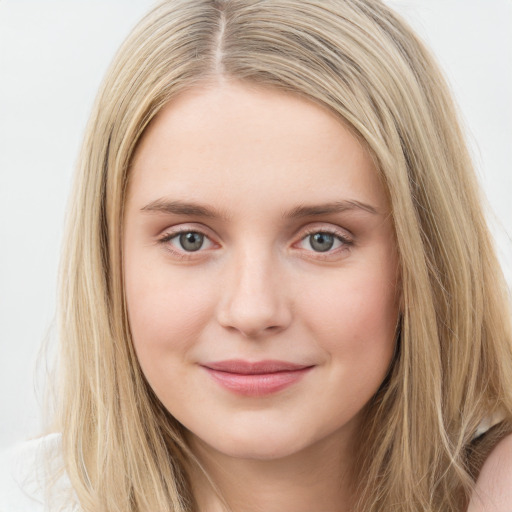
[1,1,511,451]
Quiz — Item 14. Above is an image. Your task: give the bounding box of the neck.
[186,428,357,512]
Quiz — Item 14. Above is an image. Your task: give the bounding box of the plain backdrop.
[0,0,511,451]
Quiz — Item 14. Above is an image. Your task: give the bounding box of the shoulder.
[0,433,76,512]
[467,432,512,512]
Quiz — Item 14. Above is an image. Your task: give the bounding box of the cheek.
[303,274,398,430]
[124,260,216,372]
[301,266,399,374]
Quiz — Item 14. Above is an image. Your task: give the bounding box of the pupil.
[310,233,334,252]
[180,232,204,252]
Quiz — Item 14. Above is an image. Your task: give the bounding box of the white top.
[472,410,506,440]
[0,433,77,512]
[0,414,506,512]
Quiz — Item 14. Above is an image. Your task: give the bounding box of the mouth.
[201,359,314,396]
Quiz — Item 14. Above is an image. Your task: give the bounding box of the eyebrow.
[140,198,379,219]
[283,200,379,218]
[141,199,229,219]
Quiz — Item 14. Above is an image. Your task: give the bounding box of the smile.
[201,360,314,396]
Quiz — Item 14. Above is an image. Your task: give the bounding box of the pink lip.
[201,359,314,396]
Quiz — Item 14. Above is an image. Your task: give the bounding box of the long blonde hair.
[55,1,512,510]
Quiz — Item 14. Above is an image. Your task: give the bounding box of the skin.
[467,434,512,511]
[123,81,401,511]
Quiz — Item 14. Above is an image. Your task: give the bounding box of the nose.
[216,249,293,338]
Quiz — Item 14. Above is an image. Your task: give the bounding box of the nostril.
[217,314,289,339]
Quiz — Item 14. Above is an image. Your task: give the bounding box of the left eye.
[167,231,214,252]
[298,232,346,253]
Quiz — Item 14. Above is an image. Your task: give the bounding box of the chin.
[216,441,307,461]
[190,422,321,462]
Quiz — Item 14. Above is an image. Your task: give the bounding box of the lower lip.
[203,367,313,396]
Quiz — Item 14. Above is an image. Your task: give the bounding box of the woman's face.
[124,82,400,460]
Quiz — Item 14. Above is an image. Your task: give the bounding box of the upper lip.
[202,359,312,374]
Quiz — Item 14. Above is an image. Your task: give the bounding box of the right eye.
[159,230,215,254]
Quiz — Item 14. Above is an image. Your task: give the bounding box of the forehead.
[128,81,388,215]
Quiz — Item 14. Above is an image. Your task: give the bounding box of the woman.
[2,0,512,511]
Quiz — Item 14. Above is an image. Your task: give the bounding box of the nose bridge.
[217,243,291,337]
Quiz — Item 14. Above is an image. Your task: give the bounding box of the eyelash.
[157,226,353,260]
[157,228,215,260]
[298,227,354,259]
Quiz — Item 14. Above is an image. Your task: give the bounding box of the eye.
[297,230,352,253]
[160,230,214,253]
[307,232,337,252]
